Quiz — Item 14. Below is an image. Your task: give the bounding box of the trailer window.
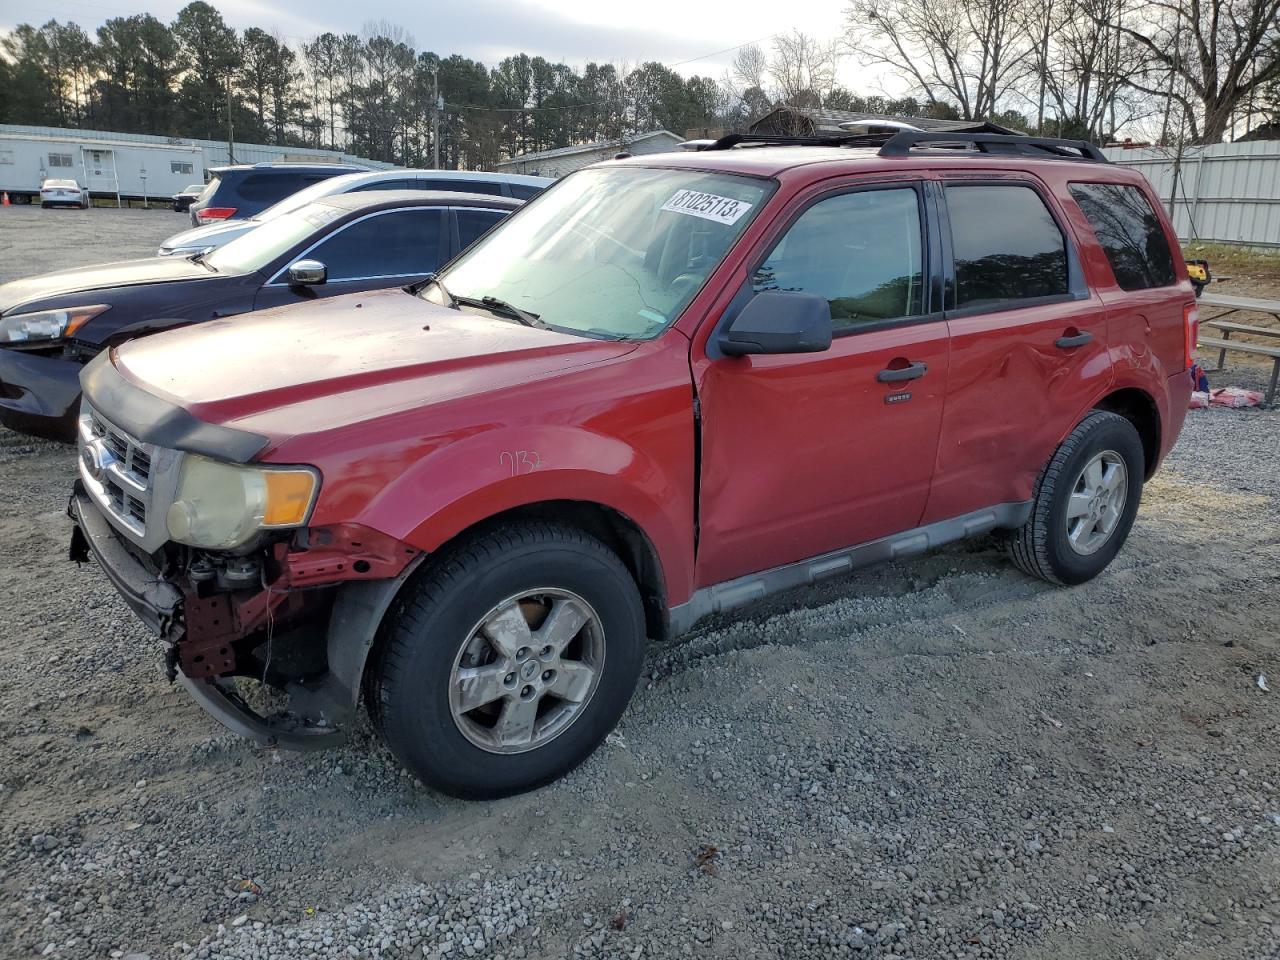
[171,161,195,176]
[48,154,73,168]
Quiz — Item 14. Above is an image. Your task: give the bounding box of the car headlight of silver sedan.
[165,455,321,549]
[0,304,109,344]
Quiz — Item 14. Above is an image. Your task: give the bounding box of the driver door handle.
[877,361,928,383]
[1055,330,1093,349]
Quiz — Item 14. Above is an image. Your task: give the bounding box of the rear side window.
[508,183,544,200]
[947,184,1069,308]
[1069,182,1176,290]
[456,208,508,250]
[416,178,505,196]
[752,187,926,331]
[308,208,442,280]
[354,179,410,191]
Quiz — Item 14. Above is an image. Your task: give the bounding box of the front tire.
[368,522,647,799]
[1008,411,1144,585]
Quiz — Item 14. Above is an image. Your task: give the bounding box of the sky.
[1,0,891,93]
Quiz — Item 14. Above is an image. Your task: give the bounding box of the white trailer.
[0,132,204,205]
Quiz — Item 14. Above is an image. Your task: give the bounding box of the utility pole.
[226,70,236,164]
[431,66,441,169]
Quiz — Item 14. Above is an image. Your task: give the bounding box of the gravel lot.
[1,204,1278,960]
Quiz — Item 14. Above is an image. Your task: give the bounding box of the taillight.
[1183,301,1199,371]
[195,206,237,222]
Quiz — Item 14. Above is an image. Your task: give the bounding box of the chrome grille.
[78,403,183,551]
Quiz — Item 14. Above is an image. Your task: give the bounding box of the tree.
[768,30,841,108]
[844,0,1032,119]
[172,2,240,141]
[1109,0,1280,142]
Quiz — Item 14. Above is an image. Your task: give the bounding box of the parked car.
[189,162,368,227]
[0,191,518,439]
[68,132,1196,799]
[172,183,204,213]
[160,169,551,257]
[40,178,90,209]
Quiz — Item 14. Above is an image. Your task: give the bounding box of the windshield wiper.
[406,273,457,307]
[458,294,545,329]
[187,249,217,271]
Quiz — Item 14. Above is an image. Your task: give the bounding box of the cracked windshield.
[427,166,771,338]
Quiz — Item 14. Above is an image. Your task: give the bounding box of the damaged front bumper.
[68,484,422,751]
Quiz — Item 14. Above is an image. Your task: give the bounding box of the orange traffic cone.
[1,192,9,206]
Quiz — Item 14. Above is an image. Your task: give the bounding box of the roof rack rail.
[694,132,892,151]
[878,131,1108,162]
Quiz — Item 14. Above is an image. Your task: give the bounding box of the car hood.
[0,257,214,313]
[110,288,636,445]
[160,220,256,252]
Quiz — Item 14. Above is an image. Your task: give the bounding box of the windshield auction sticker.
[661,190,753,225]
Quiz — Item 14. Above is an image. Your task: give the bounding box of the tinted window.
[417,178,505,196]
[456,208,508,250]
[308,208,442,280]
[1069,182,1176,290]
[509,183,544,200]
[237,173,305,203]
[353,179,410,191]
[752,188,925,329]
[947,185,1069,308]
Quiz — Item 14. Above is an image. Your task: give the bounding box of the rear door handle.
[877,361,928,383]
[1055,331,1093,349]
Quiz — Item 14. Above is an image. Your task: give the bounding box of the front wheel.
[367,522,647,799]
[1008,410,1144,585]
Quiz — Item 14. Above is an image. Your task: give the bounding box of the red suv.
[69,132,1195,798]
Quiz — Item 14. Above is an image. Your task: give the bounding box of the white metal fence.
[1103,141,1280,248]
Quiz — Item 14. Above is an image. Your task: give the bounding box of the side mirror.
[719,291,833,356]
[287,259,327,286]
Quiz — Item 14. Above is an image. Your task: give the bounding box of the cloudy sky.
[6,0,889,91]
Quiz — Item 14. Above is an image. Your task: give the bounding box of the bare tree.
[1108,0,1280,142]
[768,30,841,107]
[844,0,1032,119]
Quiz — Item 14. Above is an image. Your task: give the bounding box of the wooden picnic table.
[1196,292,1280,404]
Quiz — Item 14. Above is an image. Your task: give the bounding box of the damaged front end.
[68,400,422,750]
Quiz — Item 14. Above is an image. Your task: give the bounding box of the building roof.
[496,129,682,167]
[749,107,1020,136]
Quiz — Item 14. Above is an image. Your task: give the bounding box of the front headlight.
[0,304,109,344]
[165,455,320,550]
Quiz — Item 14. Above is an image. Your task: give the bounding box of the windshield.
[204,203,343,274]
[251,172,368,222]
[429,166,772,339]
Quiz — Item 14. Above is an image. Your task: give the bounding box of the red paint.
[111,148,1195,614]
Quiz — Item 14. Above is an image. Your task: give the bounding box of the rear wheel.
[1008,411,1144,585]
[368,522,646,798]
[40,201,50,209]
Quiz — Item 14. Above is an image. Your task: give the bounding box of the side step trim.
[668,501,1031,636]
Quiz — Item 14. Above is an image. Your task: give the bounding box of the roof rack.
[688,130,1108,163]
[878,131,1108,162]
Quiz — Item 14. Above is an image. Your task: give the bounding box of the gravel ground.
[1,206,1278,960]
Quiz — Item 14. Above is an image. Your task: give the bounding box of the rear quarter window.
[1069,182,1177,290]
[237,173,305,203]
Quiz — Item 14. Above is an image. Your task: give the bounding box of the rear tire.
[40,202,50,209]
[1008,411,1144,585]
[367,522,647,799]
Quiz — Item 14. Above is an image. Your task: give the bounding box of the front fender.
[348,424,696,607]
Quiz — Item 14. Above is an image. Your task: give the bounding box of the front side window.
[752,187,925,330]
[306,208,443,280]
[947,184,1069,308]
[1069,182,1176,290]
[433,166,772,339]
[508,182,544,200]
[456,208,507,250]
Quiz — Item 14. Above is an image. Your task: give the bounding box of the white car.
[40,179,90,210]
[157,169,552,256]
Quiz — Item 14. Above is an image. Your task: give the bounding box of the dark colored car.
[69,131,1196,799]
[189,162,368,227]
[0,190,518,439]
[171,184,204,213]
